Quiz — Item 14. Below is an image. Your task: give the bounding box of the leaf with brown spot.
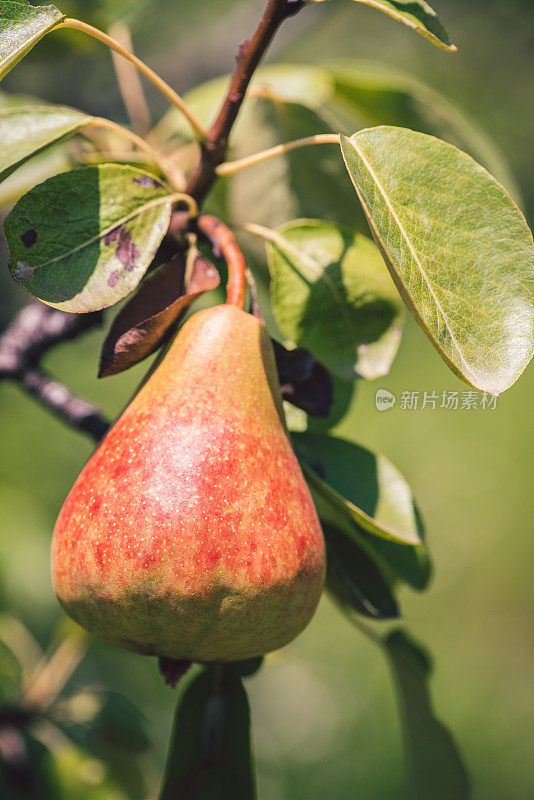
[5,164,175,313]
[99,252,220,377]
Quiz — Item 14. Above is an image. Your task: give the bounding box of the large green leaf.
[340,127,534,395]
[4,164,174,313]
[265,219,403,381]
[159,666,255,800]
[344,0,456,51]
[0,105,90,183]
[298,432,423,549]
[326,60,520,199]
[0,1,64,81]
[385,631,471,799]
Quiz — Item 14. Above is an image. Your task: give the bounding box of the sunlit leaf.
[265,219,404,381]
[340,127,534,394]
[99,251,220,377]
[293,432,431,586]
[0,1,64,81]
[159,666,255,800]
[4,164,174,313]
[385,630,471,799]
[326,60,521,199]
[0,105,90,183]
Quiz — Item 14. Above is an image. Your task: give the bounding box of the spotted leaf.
[4,164,174,313]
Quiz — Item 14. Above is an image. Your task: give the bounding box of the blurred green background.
[1,0,533,798]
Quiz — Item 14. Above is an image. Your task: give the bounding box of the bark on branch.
[0,303,109,442]
[186,0,305,203]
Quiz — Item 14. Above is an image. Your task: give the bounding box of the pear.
[52,305,325,662]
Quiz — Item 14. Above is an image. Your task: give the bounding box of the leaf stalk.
[57,19,207,142]
[216,133,341,176]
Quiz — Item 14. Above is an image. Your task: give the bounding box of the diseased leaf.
[4,164,174,313]
[265,220,404,381]
[340,127,534,394]
[293,432,431,587]
[0,1,64,81]
[328,0,456,51]
[325,523,400,620]
[99,251,220,377]
[0,104,90,183]
[160,666,256,800]
[385,631,471,799]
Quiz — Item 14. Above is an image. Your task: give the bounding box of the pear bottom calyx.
[52,305,325,662]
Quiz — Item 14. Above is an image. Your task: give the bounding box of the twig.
[0,303,109,442]
[186,0,306,203]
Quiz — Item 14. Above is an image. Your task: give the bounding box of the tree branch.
[0,303,109,442]
[186,0,306,203]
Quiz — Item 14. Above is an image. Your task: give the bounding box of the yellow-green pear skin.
[52,305,326,662]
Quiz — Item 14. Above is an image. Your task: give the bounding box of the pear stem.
[197,216,247,309]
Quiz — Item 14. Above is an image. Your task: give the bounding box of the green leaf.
[4,164,174,313]
[265,219,404,381]
[0,1,64,81]
[0,139,71,208]
[293,432,431,588]
[326,60,521,199]
[159,666,256,800]
[340,127,534,394]
[385,630,471,799]
[0,105,90,183]
[346,0,456,51]
[325,523,400,619]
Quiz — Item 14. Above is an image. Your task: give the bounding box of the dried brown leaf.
[99,253,220,377]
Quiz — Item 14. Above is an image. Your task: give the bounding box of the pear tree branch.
[0,303,109,442]
[186,0,306,203]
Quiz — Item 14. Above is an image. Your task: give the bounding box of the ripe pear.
[52,304,325,662]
